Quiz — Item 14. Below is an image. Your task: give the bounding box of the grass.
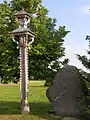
[0,81,61,120]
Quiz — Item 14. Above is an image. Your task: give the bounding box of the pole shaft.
[19,35,30,114]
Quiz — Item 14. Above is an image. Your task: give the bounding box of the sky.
[0,0,90,71]
[42,0,90,71]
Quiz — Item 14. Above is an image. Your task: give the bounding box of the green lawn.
[0,81,61,120]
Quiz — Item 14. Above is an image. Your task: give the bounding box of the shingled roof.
[11,27,35,37]
[15,9,30,18]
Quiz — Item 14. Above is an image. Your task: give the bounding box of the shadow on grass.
[0,101,56,120]
[0,101,20,114]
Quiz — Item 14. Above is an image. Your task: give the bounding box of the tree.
[77,36,90,82]
[77,36,90,97]
[77,36,90,70]
[0,0,69,83]
[0,1,20,83]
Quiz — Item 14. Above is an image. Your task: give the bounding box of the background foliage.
[0,0,69,84]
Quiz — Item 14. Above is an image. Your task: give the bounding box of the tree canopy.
[77,36,90,85]
[77,36,90,70]
[0,0,69,83]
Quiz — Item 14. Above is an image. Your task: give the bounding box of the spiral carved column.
[19,35,30,114]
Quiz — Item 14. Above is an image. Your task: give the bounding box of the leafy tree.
[77,36,90,98]
[0,0,69,83]
[0,1,19,83]
[77,36,90,70]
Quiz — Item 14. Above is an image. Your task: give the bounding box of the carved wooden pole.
[11,9,35,114]
[19,35,29,114]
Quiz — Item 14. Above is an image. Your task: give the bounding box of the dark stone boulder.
[46,65,88,117]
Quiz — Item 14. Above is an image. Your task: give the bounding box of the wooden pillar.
[19,35,30,114]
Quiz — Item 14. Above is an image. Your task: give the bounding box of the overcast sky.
[0,0,90,71]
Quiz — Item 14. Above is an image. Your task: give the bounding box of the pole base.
[21,100,30,114]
